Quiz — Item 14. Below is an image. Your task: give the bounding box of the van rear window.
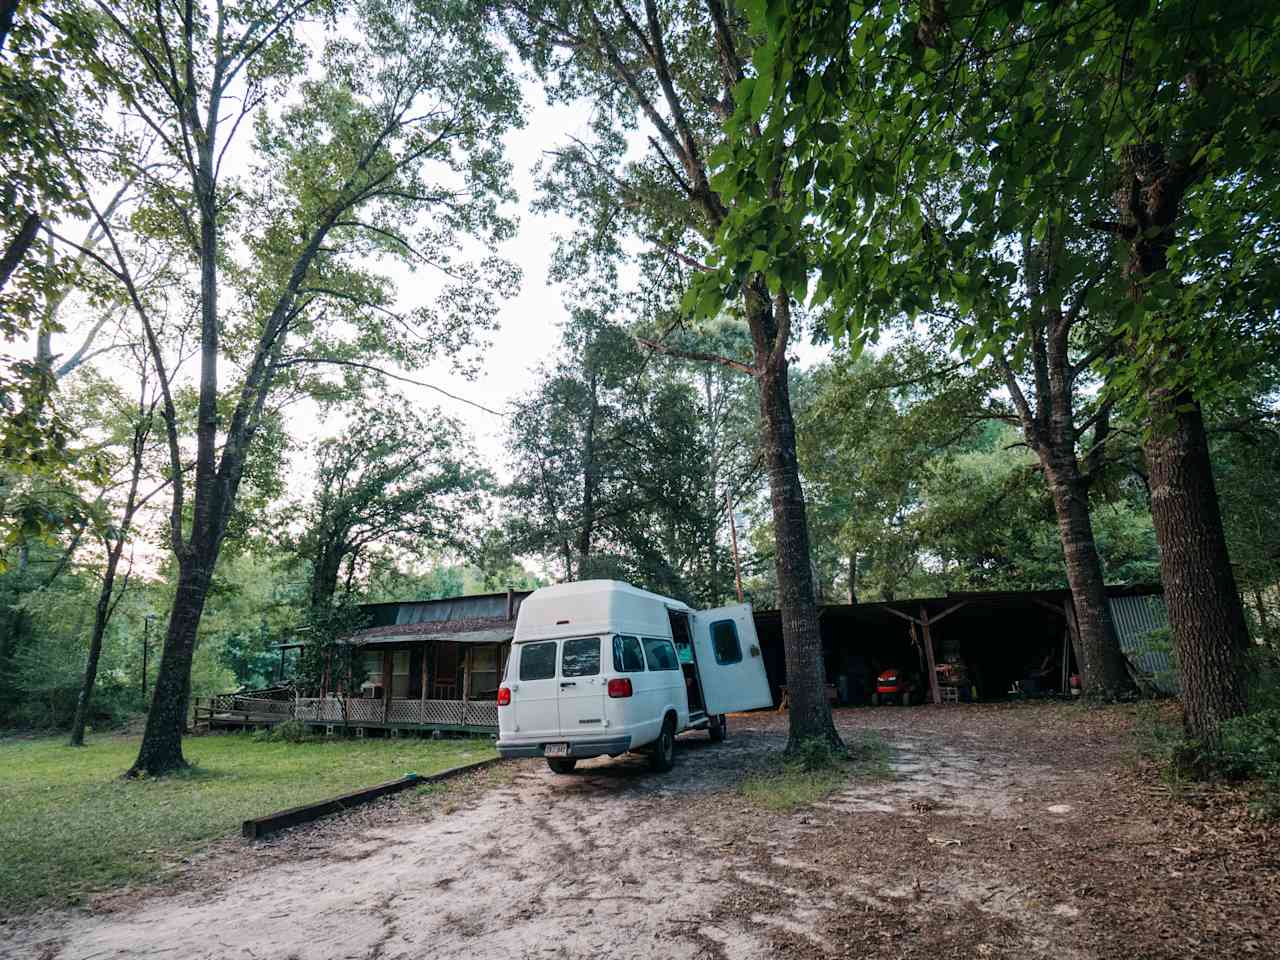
[642,637,680,671]
[518,641,557,681]
[613,635,645,672]
[711,620,742,665]
[562,638,601,677]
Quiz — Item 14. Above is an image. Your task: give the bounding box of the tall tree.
[700,0,1280,741]
[504,308,713,600]
[288,402,487,611]
[70,0,521,774]
[500,0,840,748]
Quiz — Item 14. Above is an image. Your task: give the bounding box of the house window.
[469,646,499,699]
[391,650,411,699]
[361,650,383,697]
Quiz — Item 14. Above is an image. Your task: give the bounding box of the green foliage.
[0,732,493,910]
[252,719,312,743]
[282,399,489,610]
[503,306,755,605]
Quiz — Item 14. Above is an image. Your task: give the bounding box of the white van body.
[496,580,772,770]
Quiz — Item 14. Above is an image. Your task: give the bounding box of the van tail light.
[497,686,511,706]
[607,678,633,698]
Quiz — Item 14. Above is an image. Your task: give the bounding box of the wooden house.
[291,589,532,735]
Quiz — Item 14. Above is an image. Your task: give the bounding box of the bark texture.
[999,227,1135,700]
[1145,396,1249,741]
[751,291,840,749]
[1111,140,1251,742]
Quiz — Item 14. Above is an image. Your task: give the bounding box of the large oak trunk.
[128,557,213,776]
[1144,395,1249,742]
[756,348,841,750]
[1044,462,1134,700]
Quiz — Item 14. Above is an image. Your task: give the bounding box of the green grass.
[0,731,494,912]
[739,731,892,811]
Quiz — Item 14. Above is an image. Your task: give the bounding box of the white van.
[496,580,773,773]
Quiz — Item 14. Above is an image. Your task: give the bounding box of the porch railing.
[294,697,498,728]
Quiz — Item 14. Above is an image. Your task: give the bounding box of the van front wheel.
[547,758,577,774]
[708,714,727,742]
[649,716,676,772]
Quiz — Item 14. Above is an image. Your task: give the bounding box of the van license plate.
[544,743,569,758]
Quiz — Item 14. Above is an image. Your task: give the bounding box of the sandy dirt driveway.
[5,704,1278,960]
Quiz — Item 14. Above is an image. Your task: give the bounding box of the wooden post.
[420,640,430,722]
[462,646,471,704]
[920,605,942,705]
[506,588,515,621]
[382,648,392,722]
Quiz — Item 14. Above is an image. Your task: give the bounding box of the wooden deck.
[191,694,498,735]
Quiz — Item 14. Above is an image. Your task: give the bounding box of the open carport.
[752,585,1166,705]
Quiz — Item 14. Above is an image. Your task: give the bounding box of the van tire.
[546,758,577,774]
[650,715,676,772]
[709,714,727,742]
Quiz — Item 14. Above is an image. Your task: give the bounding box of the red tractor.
[873,667,921,706]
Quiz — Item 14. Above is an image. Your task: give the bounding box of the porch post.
[382,648,392,722]
[920,605,942,705]
[420,640,429,724]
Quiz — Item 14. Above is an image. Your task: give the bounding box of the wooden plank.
[920,605,943,705]
[241,756,502,840]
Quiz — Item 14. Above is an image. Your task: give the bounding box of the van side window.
[562,637,601,677]
[642,637,680,671]
[710,620,743,665]
[518,641,557,681]
[612,635,645,673]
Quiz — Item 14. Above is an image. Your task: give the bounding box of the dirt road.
[5,704,1277,960]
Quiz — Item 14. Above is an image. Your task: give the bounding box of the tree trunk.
[68,541,125,746]
[1044,462,1133,700]
[752,294,840,750]
[576,367,598,578]
[127,555,213,776]
[1113,143,1251,743]
[1144,396,1249,743]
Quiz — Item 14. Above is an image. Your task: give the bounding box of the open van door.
[690,604,773,714]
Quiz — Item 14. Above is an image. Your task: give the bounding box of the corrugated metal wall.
[1109,594,1178,695]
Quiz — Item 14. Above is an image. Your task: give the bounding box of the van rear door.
[511,639,560,738]
[557,636,607,734]
[691,604,773,714]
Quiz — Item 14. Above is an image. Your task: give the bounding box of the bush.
[252,719,312,743]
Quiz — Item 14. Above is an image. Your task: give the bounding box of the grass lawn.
[0,731,494,913]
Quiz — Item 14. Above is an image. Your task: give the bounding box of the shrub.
[252,719,312,743]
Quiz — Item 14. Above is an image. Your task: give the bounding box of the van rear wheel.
[649,716,676,772]
[546,758,577,774]
[708,713,727,742]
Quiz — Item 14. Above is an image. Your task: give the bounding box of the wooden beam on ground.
[241,756,502,840]
[920,605,943,705]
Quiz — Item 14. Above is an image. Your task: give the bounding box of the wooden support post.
[462,646,471,705]
[382,648,392,721]
[420,640,430,722]
[920,606,942,705]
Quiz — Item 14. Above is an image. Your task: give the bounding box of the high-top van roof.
[513,580,692,643]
